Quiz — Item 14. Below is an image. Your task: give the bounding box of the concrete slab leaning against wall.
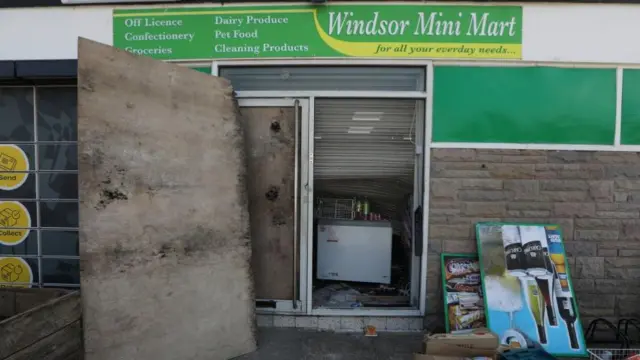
[77,38,256,360]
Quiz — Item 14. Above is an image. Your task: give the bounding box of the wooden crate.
[0,290,82,360]
[0,288,69,320]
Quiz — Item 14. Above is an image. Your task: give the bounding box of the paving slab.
[234,328,423,360]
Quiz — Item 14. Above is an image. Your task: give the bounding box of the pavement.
[234,328,424,360]
[232,327,605,360]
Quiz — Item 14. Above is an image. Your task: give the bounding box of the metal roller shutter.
[314,99,422,227]
[314,98,419,180]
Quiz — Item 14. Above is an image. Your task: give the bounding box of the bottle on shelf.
[535,276,557,327]
[519,225,547,276]
[555,277,580,349]
[501,225,527,277]
[363,197,370,218]
[546,227,570,292]
[526,279,548,344]
[537,227,558,327]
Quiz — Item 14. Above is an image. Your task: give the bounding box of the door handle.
[414,205,423,257]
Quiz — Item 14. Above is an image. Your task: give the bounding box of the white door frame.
[226,60,430,317]
[238,97,311,315]
[306,96,422,318]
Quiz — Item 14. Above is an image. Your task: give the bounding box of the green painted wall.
[622,69,640,145]
[432,66,617,145]
[190,66,212,74]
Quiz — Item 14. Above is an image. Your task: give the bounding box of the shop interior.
[311,98,424,309]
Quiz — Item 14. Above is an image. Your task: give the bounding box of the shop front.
[110,3,520,321]
[1,1,640,336]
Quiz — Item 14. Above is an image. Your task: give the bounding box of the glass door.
[309,98,423,312]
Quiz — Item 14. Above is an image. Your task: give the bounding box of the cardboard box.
[413,329,500,360]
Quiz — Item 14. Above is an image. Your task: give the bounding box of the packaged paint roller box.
[414,328,501,360]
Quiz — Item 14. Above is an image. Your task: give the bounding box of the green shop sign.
[113,4,522,61]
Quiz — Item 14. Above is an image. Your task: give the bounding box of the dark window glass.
[42,258,79,284]
[41,231,79,256]
[0,257,38,286]
[38,144,78,171]
[0,174,36,199]
[40,201,79,228]
[0,201,37,228]
[36,87,77,142]
[0,232,37,255]
[0,88,35,142]
[219,66,426,91]
[39,173,78,200]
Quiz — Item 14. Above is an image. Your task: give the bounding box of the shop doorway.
[220,63,429,316]
[311,98,425,312]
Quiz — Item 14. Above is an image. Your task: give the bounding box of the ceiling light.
[347,126,373,134]
[352,112,383,121]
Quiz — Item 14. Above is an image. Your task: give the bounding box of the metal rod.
[33,86,43,288]
[293,99,300,309]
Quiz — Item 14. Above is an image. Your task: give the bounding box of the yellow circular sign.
[0,201,31,246]
[0,257,33,288]
[0,145,30,191]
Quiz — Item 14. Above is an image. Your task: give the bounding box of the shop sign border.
[113,4,523,61]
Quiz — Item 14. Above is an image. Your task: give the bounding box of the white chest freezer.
[316,219,392,284]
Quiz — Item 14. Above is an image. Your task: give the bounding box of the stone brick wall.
[426,148,640,330]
